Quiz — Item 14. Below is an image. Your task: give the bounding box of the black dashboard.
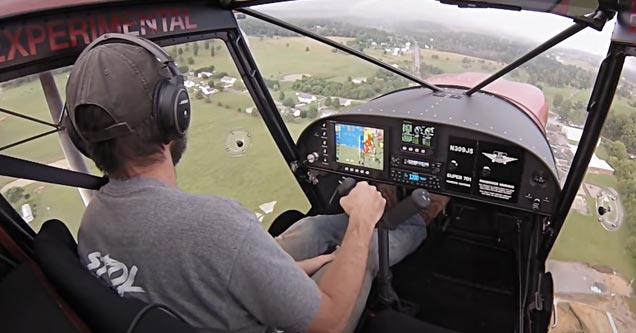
[296,87,561,216]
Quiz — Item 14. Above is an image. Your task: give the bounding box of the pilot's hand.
[340,181,386,227]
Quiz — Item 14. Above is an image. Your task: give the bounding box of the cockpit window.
[0,71,91,235]
[163,40,310,227]
[247,0,636,324]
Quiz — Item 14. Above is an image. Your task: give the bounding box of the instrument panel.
[297,88,561,216]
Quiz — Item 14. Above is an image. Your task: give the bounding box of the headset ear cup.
[63,111,91,158]
[155,79,190,142]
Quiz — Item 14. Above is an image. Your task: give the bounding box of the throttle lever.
[381,188,432,230]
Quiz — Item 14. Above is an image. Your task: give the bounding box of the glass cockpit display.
[401,122,436,147]
[335,123,384,170]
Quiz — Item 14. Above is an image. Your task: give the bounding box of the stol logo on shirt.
[86,252,145,296]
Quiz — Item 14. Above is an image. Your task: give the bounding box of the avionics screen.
[401,122,435,147]
[335,123,384,171]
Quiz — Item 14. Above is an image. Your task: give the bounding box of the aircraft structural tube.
[39,71,94,205]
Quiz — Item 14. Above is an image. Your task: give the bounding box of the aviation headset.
[65,33,191,157]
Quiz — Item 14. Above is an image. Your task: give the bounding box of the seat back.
[33,219,200,333]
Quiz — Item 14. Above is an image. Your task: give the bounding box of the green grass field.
[2,35,636,281]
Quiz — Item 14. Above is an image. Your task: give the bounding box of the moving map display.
[335,123,384,171]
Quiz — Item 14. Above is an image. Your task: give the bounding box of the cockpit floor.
[391,226,518,333]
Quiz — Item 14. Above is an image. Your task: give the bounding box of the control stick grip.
[337,177,357,196]
[381,189,431,230]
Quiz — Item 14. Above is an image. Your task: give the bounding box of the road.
[547,260,632,296]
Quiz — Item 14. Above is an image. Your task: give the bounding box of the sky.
[259,0,616,56]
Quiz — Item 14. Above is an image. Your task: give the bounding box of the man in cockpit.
[68,37,447,333]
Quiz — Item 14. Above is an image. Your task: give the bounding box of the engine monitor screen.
[335,123,384,171]
[402,122,435,147]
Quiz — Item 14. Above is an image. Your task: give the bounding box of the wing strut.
[465,10,612,96]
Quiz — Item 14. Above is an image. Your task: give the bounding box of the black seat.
[33,219,208,333]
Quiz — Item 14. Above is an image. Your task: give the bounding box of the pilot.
[66,35,448,333]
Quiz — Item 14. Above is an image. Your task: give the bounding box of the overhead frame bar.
[237,8,442,92]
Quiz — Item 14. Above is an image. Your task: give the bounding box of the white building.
[352,77,367,84]
[184,80,196,88]
[568,144,615,175]
[200,86,218,95]
[297,93,317,104]
[220,76,237,88]
[197,71,213,78]
[340,98,353,107]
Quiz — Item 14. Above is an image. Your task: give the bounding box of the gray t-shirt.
[77,177,321,332]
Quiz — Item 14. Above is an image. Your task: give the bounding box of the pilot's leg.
[308,215,427,333]
[275,213,348,261]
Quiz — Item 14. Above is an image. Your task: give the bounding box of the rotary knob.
[307,152,319,163]
[481,166,491,177]
[449,160,458,171]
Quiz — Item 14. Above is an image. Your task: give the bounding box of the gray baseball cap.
[66,42,171,142]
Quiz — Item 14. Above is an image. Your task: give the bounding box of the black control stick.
[381,189,431,230]
[376,189,431,308]
[327,177,357,208]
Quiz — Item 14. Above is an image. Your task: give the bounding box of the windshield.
[241,0,635,328]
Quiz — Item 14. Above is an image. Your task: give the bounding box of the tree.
[4,187,25,204]
[333,97,341,108]
[305,46,310,52]
[279,91,285,101]
[205,95,211,103]
[178,65,189,74]
[286,43,290,47]
[193,42,199,56]
[208,80,215,88]
[325,96,332,107]
[187,57,195,65]
[195,90,204,100]
[215,83,225,92]
[178,48,183,55]
[308,105,318,118]
[204,41,210,50]
[211,48,215,57]
[606,141,628,161]
[553,93,564,108]
[283,98,295,107]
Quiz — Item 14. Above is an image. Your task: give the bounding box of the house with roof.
[351,77,367,84]
[220,76,237,88]
[197,71,213,79]
[297,92,316,104]
[200,86,218,95]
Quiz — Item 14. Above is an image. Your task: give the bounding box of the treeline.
[602,112,636,153]
[291,69,409,100]
[603,141,636,257]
